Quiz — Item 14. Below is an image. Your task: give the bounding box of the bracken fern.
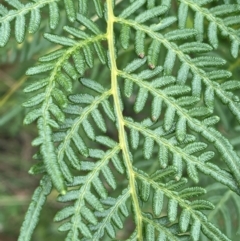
[1,0,240,240]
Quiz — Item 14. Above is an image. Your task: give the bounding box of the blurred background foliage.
[1,0,240,240]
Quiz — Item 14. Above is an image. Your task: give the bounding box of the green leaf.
[224,15,240,26]
[177,63,190,84]
[205,86,214,109]
[29,8,41,33]
[102,165,116,189]
[176,96,200,107]
[52,89,68,108]
[18,176,52,241]
[210,4,240,15]
[124,58,146,73]
[72,132,89,157]
[153,189,163,216]
[94,41,106,64]
[44,33,76,46]
[135,30,145,58]
[164,106,176,131]
[158,145,169,168]
[64,26,88,39]
[80,206,97,225]
[165,29,197,41]
[130,128,139,150]
[0,21,10,47]
[111,154,124,174]
[147,0,155,9]
[173,153,183,180]
[93,0,103,17]
[119,0,146,18]
[168,199,178,222]
[150,167,177,181]
[164,49,176,74]
[151,16,177,31]
[120,24,131,49]
[91,109,107,132]
[179,187,206,199]
[79,222,92,238]
[208,70,232,80]
[83,45,94,68]
[39,49,65,62]
[221,80,240,91]
[135,6,168,23]
[22,93,45,108]
[194,11,204,41]
[80,78,104,93]
[79,0,88,15]
[92,176,107,199]
[140,180,150,201]
[96,136,117,148]
[57,74,73,92]
[179,42,213,53]
[164,85,191,96]
[148,39,161,69]
[134,87,148,113]
[77,14,102,34]
[231,40,239,58]
[24,109,42,125]
[176,116,187,142]
[64,0,76,22]
[26,63,54,75]
[191,219,201,241]
[82,119,95,140]
[208,22,218,49]
[190,200,215,210]
[49,2,59,29]
[145,224,155,241]
[179,209,190,232]
[192,56,226,67]
[101,100,115,121]
[85,192,103,211]
[178,3,188,29]
[15,14,25,43]
[73,51,85,75]
[143,136,154,159]
[151,96,162,121]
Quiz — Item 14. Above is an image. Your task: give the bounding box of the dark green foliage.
[1,0,240,240]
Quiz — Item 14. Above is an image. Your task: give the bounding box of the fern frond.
[135,169,231,241]
[116,10,240,186]
[0,0,59,46]
[90,189,130,240]
[56,85,113,182]
[201,183,240,240]
[23,23,107,193]
[17,0,240,240]
[0,0,98,47]
[0,14,68,64]
[117,15,240,122]
[118,61,240,189]
[178,0,240,58]
[124,118,239,193]
[18,175,52,241]
[142,215,190,241]
[55,145,122,239]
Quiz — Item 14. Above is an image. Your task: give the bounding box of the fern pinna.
[1,0,239,240]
